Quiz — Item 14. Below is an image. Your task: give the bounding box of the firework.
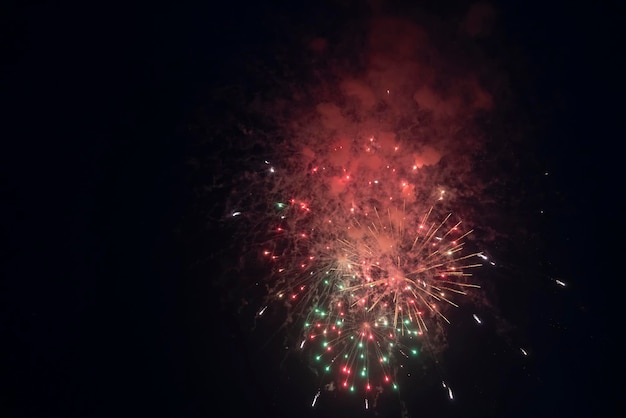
[225,121,490,402]
[258,195,483,389]
[190,6,580,415]
[211,13,511,412]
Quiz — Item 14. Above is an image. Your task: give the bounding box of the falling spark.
[442,381,454,400]
[312,390,320,407]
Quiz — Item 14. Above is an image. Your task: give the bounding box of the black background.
[2,1,623,417]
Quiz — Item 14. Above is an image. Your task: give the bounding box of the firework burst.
[182,3,592,415]
[205,10,519,413]
[256,193,484,392]
[229,120,492,404]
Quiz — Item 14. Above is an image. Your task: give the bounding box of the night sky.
[3,1,623,417]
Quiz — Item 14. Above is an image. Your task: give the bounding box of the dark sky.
[2,1,623,417]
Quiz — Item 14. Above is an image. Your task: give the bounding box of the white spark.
[441,381,454,399]
[473,314,482,324]
[312,390,320,407]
